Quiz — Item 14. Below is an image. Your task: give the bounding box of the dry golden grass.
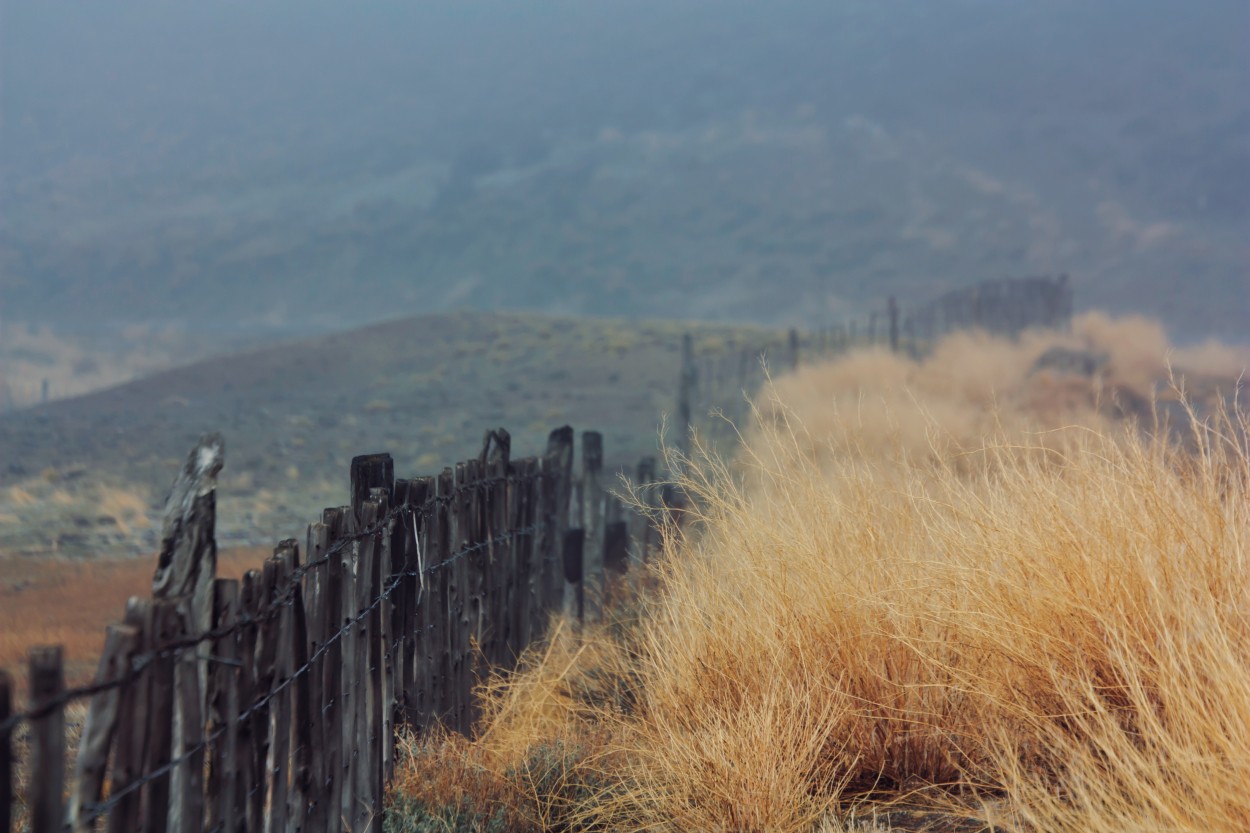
[0,547,268,694]
[389,317,1249,832]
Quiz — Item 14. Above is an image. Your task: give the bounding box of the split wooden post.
[142,599,179,833]
[320,508,347,833]
[289,543,314,833]
[69,624,140,832]
[237,570,264,833]
[171,601,205,833]
[545,427,575,620]
[206,579,240,833]
[29,646,65,833]
[581,431,605,621]
[107,598,152,833]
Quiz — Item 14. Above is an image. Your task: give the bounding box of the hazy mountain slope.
[2,0,1246,339]
[0,311,775,557]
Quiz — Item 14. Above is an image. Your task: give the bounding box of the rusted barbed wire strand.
[0,472,551,733]
[53,519,549,832]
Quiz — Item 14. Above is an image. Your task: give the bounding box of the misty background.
[3,0,1246,346]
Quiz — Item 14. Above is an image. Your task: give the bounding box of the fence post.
[29,646,65,833]
[171,599,205,833]
[70,624,140,832]
[264,544,296,833]
[238,570,264,833]
[564,528,586,625]
[289,552,313,833]
[545,427,575,622]
[206,579,240,833]
[107,598,152,833]
[320,508,346,833]
[142,599,179,833]
[582,432,605,621]
[336,510,361,833]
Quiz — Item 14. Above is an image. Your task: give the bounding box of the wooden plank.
[350,454,394,530]
[487,444,514,665]
[581,432,605,621]
[338,513,361,832]
[265,545,296,833]
[320,508,346,833]
[410,477,435,730]
[237,570,263,833]
[564,529,586,625]
[28,646,65,833]
[452,462,473,735]
[252,560,280,833]
[206,579,239,833]
[369,487,395,788]
[107,598,152,833]
[462,459,487,733]
[508,458,533,656]
[0,670,11,833]
[69,624,140,833]
[364,490,387,812]
[289,544,314,833]
[433,469,454,728]
[142,599,178,833]
[171,600,205,833]
[545,427,575,621]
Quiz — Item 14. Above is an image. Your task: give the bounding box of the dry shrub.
[391,316,1249,832]
[755,312,1248,471]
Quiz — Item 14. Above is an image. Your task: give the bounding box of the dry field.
[1,546,269,694]
[388,317,1249,833]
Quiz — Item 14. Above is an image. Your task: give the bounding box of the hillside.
[0,311,777,558]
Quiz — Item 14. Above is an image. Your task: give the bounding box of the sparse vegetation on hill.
[389,320,1249,832]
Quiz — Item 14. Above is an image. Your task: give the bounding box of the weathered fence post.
[546,427,575,622]
[107,598,152,833]
[238,570,264,833]
[320,508,346,833]
[289,543,314,832]
[564,528,586,625]
[142,599,179,833]
[582,432,605,621]
[206,579,240,833]
[29,646,65,833]
[171,601,205,833]
[787,328,800,370]
[70,624,140,832]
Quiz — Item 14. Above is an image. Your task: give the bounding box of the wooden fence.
[675,275,1075,454]
[0,426,669,833]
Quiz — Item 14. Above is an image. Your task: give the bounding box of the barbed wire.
[0,469,554,733]
[56,517,551,831]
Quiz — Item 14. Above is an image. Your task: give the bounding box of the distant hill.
[2,0,1246,340]
[0,311,778,558]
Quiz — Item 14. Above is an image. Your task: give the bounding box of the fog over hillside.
[2,0,1247,342]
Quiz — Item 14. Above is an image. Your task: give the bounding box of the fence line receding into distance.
[0,274,1073,832]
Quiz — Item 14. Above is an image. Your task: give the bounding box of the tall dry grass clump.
[593,393,1249,830]
[392,316,1249,832]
